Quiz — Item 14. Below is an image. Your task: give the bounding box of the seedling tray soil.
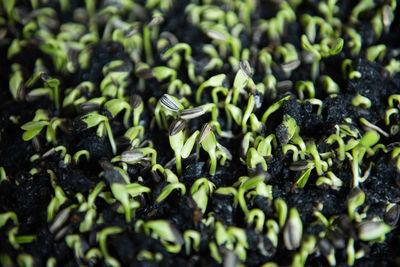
[1,0,400,266]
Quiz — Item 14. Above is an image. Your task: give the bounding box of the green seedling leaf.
[0,212,19,227]
[105,99,131,117]
[330,38,344,55]
[181,130,200,158]
[81,113,106,128]
[226,104,243,125]
[359,131,380,148]
[10,70,23,101]
[22,126,46,141]
[156,183,186,203]
[21,121,49,131]
[153,66,176,81]
[347,187,365,220]
[145,220,183,245]
[296,168,312,188]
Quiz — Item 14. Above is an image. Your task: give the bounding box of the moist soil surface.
[1,0,400,267]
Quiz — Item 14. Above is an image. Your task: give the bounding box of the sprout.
[199,123,228,175]
[184,230,201,255]
[323,76,340,94]
[155,94,184,129]
[232,60,253,105]
[261,95,291,124]
[296,168,313,189]
[283,208,303,250]
[81,112,117,155]
[168,119,200,176]
[246,148,268,171]
[143,220,184,253]
[104,98,132,128]
[236,176,265,216]
[9,64,24,101]
[366,44,386,62]
[209,241,223,264]
[326,134,346,161]
[350,131,380,188]
[0,211,19,227]
[350,0,375,22]
[241,94,255,133]
[73,150,90,164]
[276,114,297,146]
[196,74,226,104]
[156,181,186,203]
[191,178,215,214]
[110,183,132,222]
[40,73,60,110]
[97,227,122,263]
[345,237,355,266]
[47,185,67,222]
[347,187,365,221]
[274,198,288,228]
[247,209,265,233]
[17,254,34,267]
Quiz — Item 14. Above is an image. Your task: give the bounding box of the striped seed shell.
[168,118,185,136]
[160,94,180,112]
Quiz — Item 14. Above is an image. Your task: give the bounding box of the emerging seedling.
[81,112,117,155]
[168,119,200,176]
[199,123,229,176]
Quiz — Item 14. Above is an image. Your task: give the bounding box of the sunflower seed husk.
[199,123,212,143]
[80,102,100,113]
[25,89,50,102]
[148,16,164,27]
[168,118,185,136]
[49,208,71,233]
[283,208,302,250]
[281,59,301,72]
[54,224,71,241]
[180,107,205,120]
[130,94,143,109]
[170,224,184,245]
[240,60,253,78]
[160,94,180,112]
[384,204,399,226]
[207,29,227,41]
[40,72,51,82]
[120,150,144,162]
[217,143,233,160]
[382,5,393,28]
[42,148,57,158]
[124,25,139,37]
[276,80,293,92]
[136,68,154,79]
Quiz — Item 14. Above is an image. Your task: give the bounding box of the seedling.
[20,109,62,145]
[81,112,117,155]
[350,131,380,188]
[199,123,229,175]
[183,230,201,255]
[104,98,132,128]
[191,178,215,214]
[143,220,184,253]
[347,187,365,221]
[168,119,199,176]
[196,74,226,104]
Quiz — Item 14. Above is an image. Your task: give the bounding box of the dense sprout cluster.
[1,0,400,266]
